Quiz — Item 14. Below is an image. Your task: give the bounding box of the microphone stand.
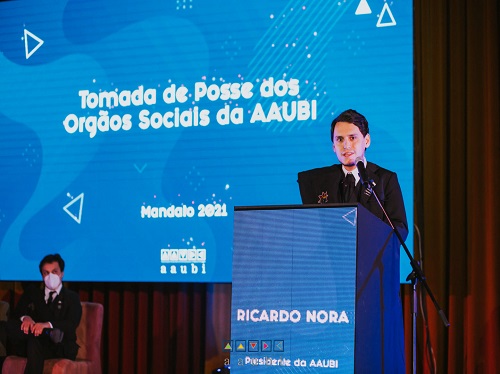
[362,178,449,374]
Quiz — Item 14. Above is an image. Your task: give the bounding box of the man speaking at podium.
[297,108,408,241]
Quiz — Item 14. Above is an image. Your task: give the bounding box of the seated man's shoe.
[43,328,64,344]
[50,328,64,344]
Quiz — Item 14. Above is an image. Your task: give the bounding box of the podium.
[230,204,405,373]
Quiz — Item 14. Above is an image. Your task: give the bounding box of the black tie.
[48,291,56,304]
[343,173,355,203]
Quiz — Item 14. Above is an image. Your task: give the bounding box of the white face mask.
[44,273,62,290]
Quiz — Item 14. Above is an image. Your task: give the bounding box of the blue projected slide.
[0,0,413,282]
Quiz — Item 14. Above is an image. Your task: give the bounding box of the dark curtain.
[1,0,499,373]
[405,0,500,373]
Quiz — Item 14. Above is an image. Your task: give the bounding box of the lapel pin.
[318,191,329,204]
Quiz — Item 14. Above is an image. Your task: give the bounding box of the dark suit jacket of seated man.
[297,109,408,240]
[4,253,82,374]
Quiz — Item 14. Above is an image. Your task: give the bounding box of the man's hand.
[31,322,52,336]
[20,316,35,334]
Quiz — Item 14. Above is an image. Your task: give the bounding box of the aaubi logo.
[160,248,206,275]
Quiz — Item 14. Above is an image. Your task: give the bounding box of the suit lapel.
[330,165,343,203]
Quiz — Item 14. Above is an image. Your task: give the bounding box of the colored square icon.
[248,340,259,352]
[235,340,246,352]
[222,340,232,352]
[261,340,272,352]
[273,340,284,352]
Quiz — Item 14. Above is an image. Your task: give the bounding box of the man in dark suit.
[4,253,82,374]
[298,109,408,240]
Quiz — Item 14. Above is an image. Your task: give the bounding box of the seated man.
[2,254,82,374]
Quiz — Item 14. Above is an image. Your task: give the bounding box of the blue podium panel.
[231,205,358,372]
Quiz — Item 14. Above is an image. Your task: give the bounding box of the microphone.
[355,157,374,187]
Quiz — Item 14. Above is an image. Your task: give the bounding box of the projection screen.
[0,0,413,282]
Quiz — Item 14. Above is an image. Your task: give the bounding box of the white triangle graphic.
[24,29,44,59]
[355,0,372,15]
[134,163,147,173]
[376,3,397,27]
[63,193,84,224]
[342,208,357,227]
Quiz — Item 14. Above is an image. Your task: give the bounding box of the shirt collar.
[45,283,63,300]
[342,158,368,185]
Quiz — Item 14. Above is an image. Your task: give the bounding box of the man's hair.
[330,109,370,141]
[39,253,65,273]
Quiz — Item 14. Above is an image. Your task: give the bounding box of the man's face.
[332,121,371,171]
[41,262,63,280]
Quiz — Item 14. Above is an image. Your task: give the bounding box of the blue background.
[0,0,413,282]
